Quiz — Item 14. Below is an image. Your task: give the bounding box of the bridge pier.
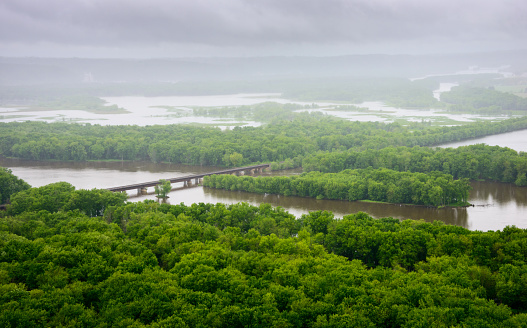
[186,179,193,186]
[195,178,201,184]
[137,187,148,195]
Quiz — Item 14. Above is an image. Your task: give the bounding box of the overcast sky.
[1,0,526,58]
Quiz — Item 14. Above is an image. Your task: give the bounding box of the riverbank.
[358,199,472,209]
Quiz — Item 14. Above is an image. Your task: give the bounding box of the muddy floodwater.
[2,157,526,232]
[0,93,513,126]
[2,94,527,231]
[0,94,333,127]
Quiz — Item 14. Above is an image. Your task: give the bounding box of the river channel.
[2,92,527,231]
[438,129,527,153]
[2,155,526,232]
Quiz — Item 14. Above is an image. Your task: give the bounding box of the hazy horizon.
[1,0,526,58]
[1,49,527,60]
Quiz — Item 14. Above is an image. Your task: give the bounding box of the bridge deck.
[107,164,269,192]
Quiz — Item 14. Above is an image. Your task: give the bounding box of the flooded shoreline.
[2,156,526,231]
[2,94,527,231]
[1,93,514,127]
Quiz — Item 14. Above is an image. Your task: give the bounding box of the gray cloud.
[1,0,526,57]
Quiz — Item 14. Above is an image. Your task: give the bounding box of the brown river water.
[2,92,527,231]
[2,155,526,232]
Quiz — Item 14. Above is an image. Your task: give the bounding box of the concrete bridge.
[107,164,270,195]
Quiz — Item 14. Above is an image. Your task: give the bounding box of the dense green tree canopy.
[0,167,30,204]
[2,187,527,327]
[2,91,527,326]
[7,182,127,216]
[302,144,527,186]
[204,168,471,207]
[1,113,527,166]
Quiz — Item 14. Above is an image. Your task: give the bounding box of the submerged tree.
[154,179,172,199]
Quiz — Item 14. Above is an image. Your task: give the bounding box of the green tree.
[223,152,244,167]
[8,182,75,215]
[0,167,31,204]
[155,179,172,199]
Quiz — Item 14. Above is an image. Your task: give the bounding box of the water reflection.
[201,187,469,227]
[2,157,526,231]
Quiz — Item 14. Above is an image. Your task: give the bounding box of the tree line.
[203,168,471,207]
[1,185,527,327]
[2,113,527,166]
[7,181,127,217]
[441,86,527,112]
[302,144,527,186]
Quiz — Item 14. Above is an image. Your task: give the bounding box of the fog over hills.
[1,50,526,86]
[2,1,526,86]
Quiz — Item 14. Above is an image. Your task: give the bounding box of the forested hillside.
[2,186,527,327]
